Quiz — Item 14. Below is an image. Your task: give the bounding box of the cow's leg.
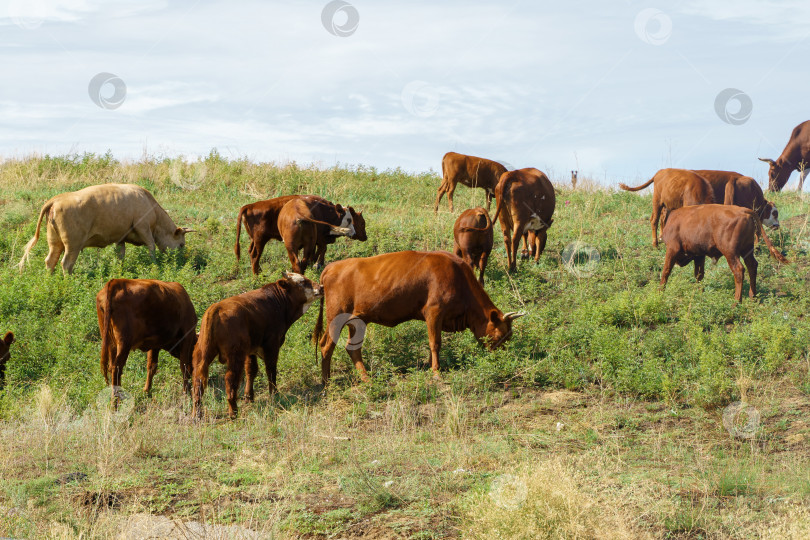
[263,343,280,394]
[425,314,443,378]
[179,338,194,395]
[520,233,530,260]
[60,244,81,275]
[651,204,663,247]
[743,253,758,298]
[223,351,244,419]
[446,182,457,213]
[693,255,706,282]
[110,341,131,407]
[345,324,370,382]
[660,249,677,289]
[534,230,548,261]
[144,349,159,396]
[501,227,514,272]
[192,355,211,420]
[250,239,266,275]
[478,250,489,285]
[115,242,126,260]
[509,226,523,272]
[320,331,337,387]
[724,253,745,302]
[300,241,316,274]
[44,230,64,274]
[314,241,328,269]
[244,355,258,403]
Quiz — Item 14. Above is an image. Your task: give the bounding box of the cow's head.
[759,201,780,229]
[281,271,324,316]
[0,331,14,381]
[758,157,791,191]
[158,227,194,250]
[348,207,367,241]
[483,311,524,350]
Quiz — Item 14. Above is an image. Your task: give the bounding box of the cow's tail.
[723,178,737,205]
[234,206,247,262]
[618,177,655,192]
[459,208,493,232]
[312,297,324,357]
[193,310,217,388]
[755,214,789,264]
[17,199,53,270]
[297,215,351,235]
[491,174,517,224]
[100,282,114,384]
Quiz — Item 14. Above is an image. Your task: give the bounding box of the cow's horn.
[504,311,526,321]
[181,227,196,233]
[281,270,290,279]
[758,157,775,165]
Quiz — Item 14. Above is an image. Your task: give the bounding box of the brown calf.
[192,272,323,419]
[434,152,507,212]
[453,207,493,284]
[693,170,779,228]
[660,204,788,302]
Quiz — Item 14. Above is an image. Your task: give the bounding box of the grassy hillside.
[1,153,809,538]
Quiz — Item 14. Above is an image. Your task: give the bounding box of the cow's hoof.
[520,250,530,260]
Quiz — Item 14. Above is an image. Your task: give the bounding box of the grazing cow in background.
[313,251,524,385]
[0,329,15,387]
[192,272,323,420]
[759,120,810,191]
[18,184,192,274]
[453,207,493,284]
[693,170,780,228]
[277,197,360,274]
[96,279,197,398]
[660,205,788,302]
[235,195,367,274]
[619,169,715,247]
[434,152,508,212]
[492,168,556,272]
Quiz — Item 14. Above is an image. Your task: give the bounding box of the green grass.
[0,152,809,538]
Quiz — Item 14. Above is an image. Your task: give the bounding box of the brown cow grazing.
[192,272,323,420]
[96,279,197,399]
[759,120,810,191]
[660,204,788,302]
[693,170,780,228]
[277,197,360,274]
[491,168,556,272]
[619,169,715,247]
[434,152,508,213]
[313,251,524,385]
[0,329,14,387]
[453,207,493,284]
[235,195,366,274]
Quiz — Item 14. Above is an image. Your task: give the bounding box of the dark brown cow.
[693,170,780,228]
[619,169,715,247]
[234,195,366,274]
[96,279,197,398]
[453,207,493,284]
[492,168,556,272]
[434,152,508,212]
[192,272,323,419]
[0,329,14,387]
[277,197,362,274]
[313,251,524,384]
[759,120,810,191]
[660,204,788,302]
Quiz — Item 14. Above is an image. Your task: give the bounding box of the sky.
[0,0,808,186]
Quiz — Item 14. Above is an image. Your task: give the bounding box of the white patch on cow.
[762,207,779,229]
[285,272,306,284]
[329,211,356,237]
[523,213,543,233]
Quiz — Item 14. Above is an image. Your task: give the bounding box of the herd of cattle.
[2,120,808,418]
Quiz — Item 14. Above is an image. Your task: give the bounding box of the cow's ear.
[281,271,291,280]
[3,332,14,345]
[336,204,344,213]
[490,311,501,324]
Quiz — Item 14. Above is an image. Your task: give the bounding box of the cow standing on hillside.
[192,272,323,420]
[234,195,366,274]
[434,152,507,213]
[660,205,788,302]
[693,170,780,228]
[313,251,524,385]
[759,120,810,191]
[0,328,14,387]
[96,279,198,398]
[18,184,193,274]
[619,169,715,247]
[453,207,493,284]
[491,168,556,272]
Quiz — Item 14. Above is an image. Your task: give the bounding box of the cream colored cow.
[18,184,192,274]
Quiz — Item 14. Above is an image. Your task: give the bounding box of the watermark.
[489,474,528,510]
[634,8,672,45]
[714,88,752,125]
[401,81,440,118]
[170,159,207,191]
[321,0,359,37]
[94,386,135,423]
[328,313,367,351]
[88,72,127,110]
[722,401,760,440]
[8,0,46,29]
[561,241,600,277]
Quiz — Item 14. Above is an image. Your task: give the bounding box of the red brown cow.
[313,251,524,385]
[660,204,788,302]
[759,120,810,191]
[492,168,556,272]
[434,152,508,213]
[619,169,715,247]
[96,279,197,398]
[693,170,779,228]
[277,197,363,274]
[234,195,366,274]
[192,272,323,419]
[0,328,14,387]
[453,207,493,284]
